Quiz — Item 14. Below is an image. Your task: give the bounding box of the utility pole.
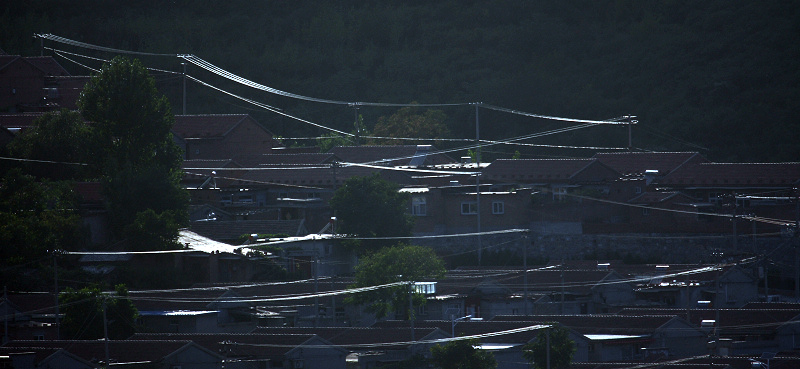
[409,282,415,341]
[3,286,8,344]
[627,116,637,151]
[181,62,187,115]
[794,188,799,299]
[546,327,551,369]
[523,230,529,316]
[475,102,482,266]
[102,296,110,368]
[53,251,60,340]
[314,244,319,328]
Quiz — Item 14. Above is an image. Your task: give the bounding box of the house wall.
[0,59,46,112]
[186,117,276,160]
[412,188,532,235]
[650,320,708,358]
[139,313,219,334]
[284,340,347,369]
[161,345,221,369]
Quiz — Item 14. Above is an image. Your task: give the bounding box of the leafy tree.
[79,56,182,174]
[328,173,414,253]
[430,338,497,369]
[372,104,450,145]
[317,114,368,151]
[7,109,100,181]
[522,325,576,369]
[345,244,445,319]
[0,169,83,267]
[59,284,139,340]
[77,56,188,247]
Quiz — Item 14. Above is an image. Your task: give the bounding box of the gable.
[174,114,271,139]
[162,342,223,365]
[660,162,800,188]
[593,152,708,176]
[482,159,620,184]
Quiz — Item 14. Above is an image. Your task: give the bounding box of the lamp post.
[451,314,472,338]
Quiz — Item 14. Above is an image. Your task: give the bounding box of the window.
[461,201,477,215]
[307,192,321,199]
[492,201,504,214]
[642,208,650,216]
[412,196,427,216]
[553,187,568,201]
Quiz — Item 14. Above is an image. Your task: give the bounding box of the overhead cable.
[185,75,352,136]
[480,104,634,125]
[36,33,176,57]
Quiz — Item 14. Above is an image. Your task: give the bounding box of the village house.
[0,54,71,113]
[1,340,223,369]
[131,333,349,369]
[172,114,280,160]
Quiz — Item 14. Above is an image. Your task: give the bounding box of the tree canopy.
[346,244,446,319]
[59,284,139,340]
[0,169,84,288]
[371,104,449,145]
[430,338,497,369]
[78,56,188,248]
[7,109,100,181]
[329,173,414,253]
[522,325,576,369]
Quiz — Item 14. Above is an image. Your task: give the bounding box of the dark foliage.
[2,1,797,162]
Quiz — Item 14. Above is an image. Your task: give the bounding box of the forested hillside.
[3,0,798,162]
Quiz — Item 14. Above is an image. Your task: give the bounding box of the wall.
[413,229,788,264]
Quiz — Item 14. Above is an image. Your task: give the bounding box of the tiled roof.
[481,158,619,183]
[24,56,70,76]
[660,162,800,187]
[616,308,800,335]
[372,320,550,344]
[182,159,239,169]
[1,340,209,364]
[437,269,620,296]
[593,152,708,176]
[4,292,58,315]
[0,56,70,76]
[0,113,46,130]
[237,164,379,187]
[173,114,260,139]
[628,191,694,204]
[233,153,337,167]
[189,219,307,240]
[492,314,680,335]
[328,145,455,166]
[130,333,346,357]
[249,326,442,347]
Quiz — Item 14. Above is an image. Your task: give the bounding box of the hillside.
[2,0,798,162]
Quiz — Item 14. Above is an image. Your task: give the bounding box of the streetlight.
[451,314,472,338]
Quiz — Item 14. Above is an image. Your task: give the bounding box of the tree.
[372,104,450,145]
[522,325,575,369]
[430,338,497,369]
[0,169,84,287]
[59,284,139,340]
[346,244,445,319]
[79,56,181,174]
[328,173,414,253]
[78,56,188,247]
[317,114,368,152]
[7,109,100,181]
